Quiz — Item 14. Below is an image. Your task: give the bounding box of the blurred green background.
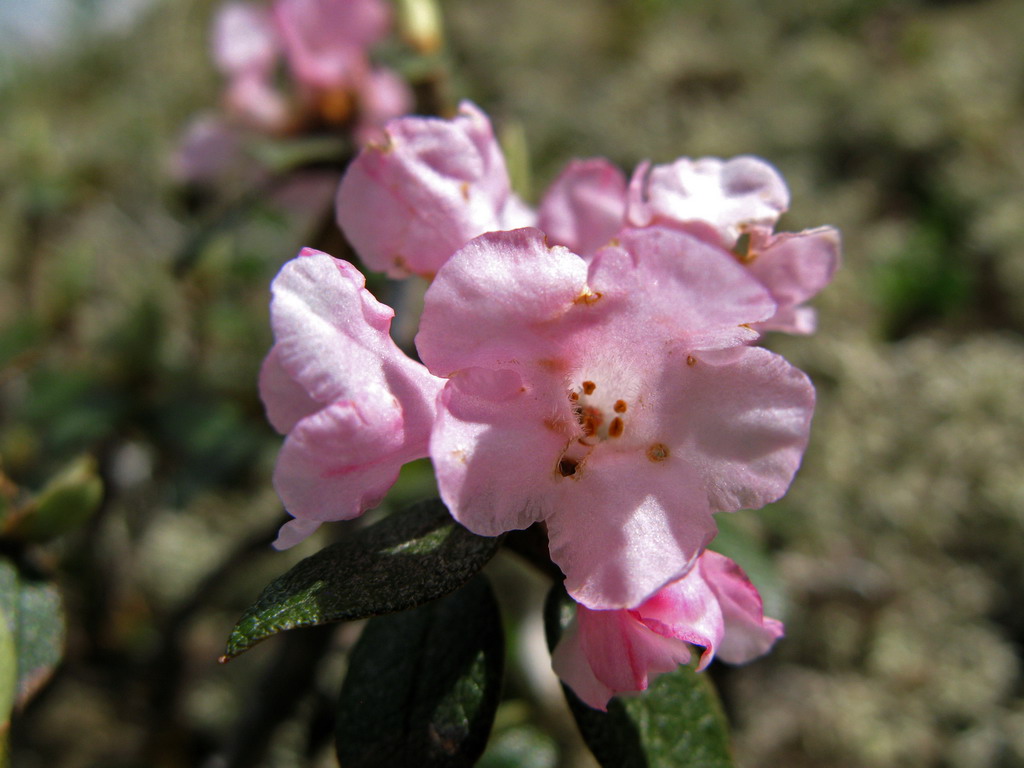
[2,0,1024,766]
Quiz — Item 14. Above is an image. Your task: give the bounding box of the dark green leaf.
[335,575,505,768]
[0,559,65,710]
[544,586,735,768]
[224,499,502,659]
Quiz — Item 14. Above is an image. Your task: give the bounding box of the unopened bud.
[395,0,444,55]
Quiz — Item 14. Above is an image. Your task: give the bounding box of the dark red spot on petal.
[558,458,579,477]
[647,443,670,462]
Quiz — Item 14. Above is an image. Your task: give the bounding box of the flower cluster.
[174,0,411,182]
[261,102,839,709]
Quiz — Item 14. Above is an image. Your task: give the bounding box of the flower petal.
[258,345,321,434]
[538,158,627,256]
[262,249,443,545]
[268,248,403,406]
[636,564,725,671]
[700,551,784,663]
[274,0,390,88]
[747,226,841,335]
[629,156,790,248]
[213,2,280,76]
[417,228,589,377]
[337,102,514,278]
[663,345,815,512]
[589,226,775,351]
[550,614,617,710]
[272,400,408,536]
[553,606,693,711]
[431,369,565,535]
[546,452,717,610]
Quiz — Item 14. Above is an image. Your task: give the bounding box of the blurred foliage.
[0,0,1022,766]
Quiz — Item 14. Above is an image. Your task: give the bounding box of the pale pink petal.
[550,615,616,710]
[336,102,515,278]
[763,306,818,335]
[225,72,291,131]
[431,368,566,535]
[270,170,344,220]
[552,549,782,708]
[274,0,390,88]
[498,193,538,230]
[583,609,693,693]
[416,228,589,377]
[628,156,790,248]
[538,158,627,256]
[553,606,693,711]
[273,518,322,549]
[662,345,815,513]
[588,227,775,351]
[637,565,725,670]
[746,226,841,335]
[213,2,280,76]
[171,115,244,184]
[262,249,444,546]
[268,249,401,405]
[700,551,784,663]
[354,66,414,144]
[273,400,408,528]
[259,346,321,434]
[546,453,717,610]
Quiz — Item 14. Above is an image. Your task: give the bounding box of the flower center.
[555,361,660,478]
[569,380,628,444]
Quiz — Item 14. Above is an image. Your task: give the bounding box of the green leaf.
[4,455,104,542]
[335,575,505,768]
[0,559,65,710]
[223,499,503,659]
[544,586,735,768]
[0,603,15,733]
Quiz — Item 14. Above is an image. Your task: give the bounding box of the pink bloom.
[208,0,410,138]
[742,226,842,335]
[273,0,391,90]
[552,550,784,711]
[213,2,280,78]
[353,67,416,145]
[260,248,443,548]
[416,227,815,610]
[212,3,291,131]
[537,158,628,257]
[627,156,791,248]
[171,115,247,184]
[625,157,841,335]
[337,102,534,278]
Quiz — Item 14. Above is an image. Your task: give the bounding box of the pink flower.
[212,2,291,131]
[259,248,443,548]
[208,0,411,138]
[624,157,841,335]
[626,156,791,247]
[416,227,815,610]
[337,102,534,278]
[336,104,838,334]
[213,2,280,78]
[273,0,391,91]
[537,158,628,257]
[551,550,784,711]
